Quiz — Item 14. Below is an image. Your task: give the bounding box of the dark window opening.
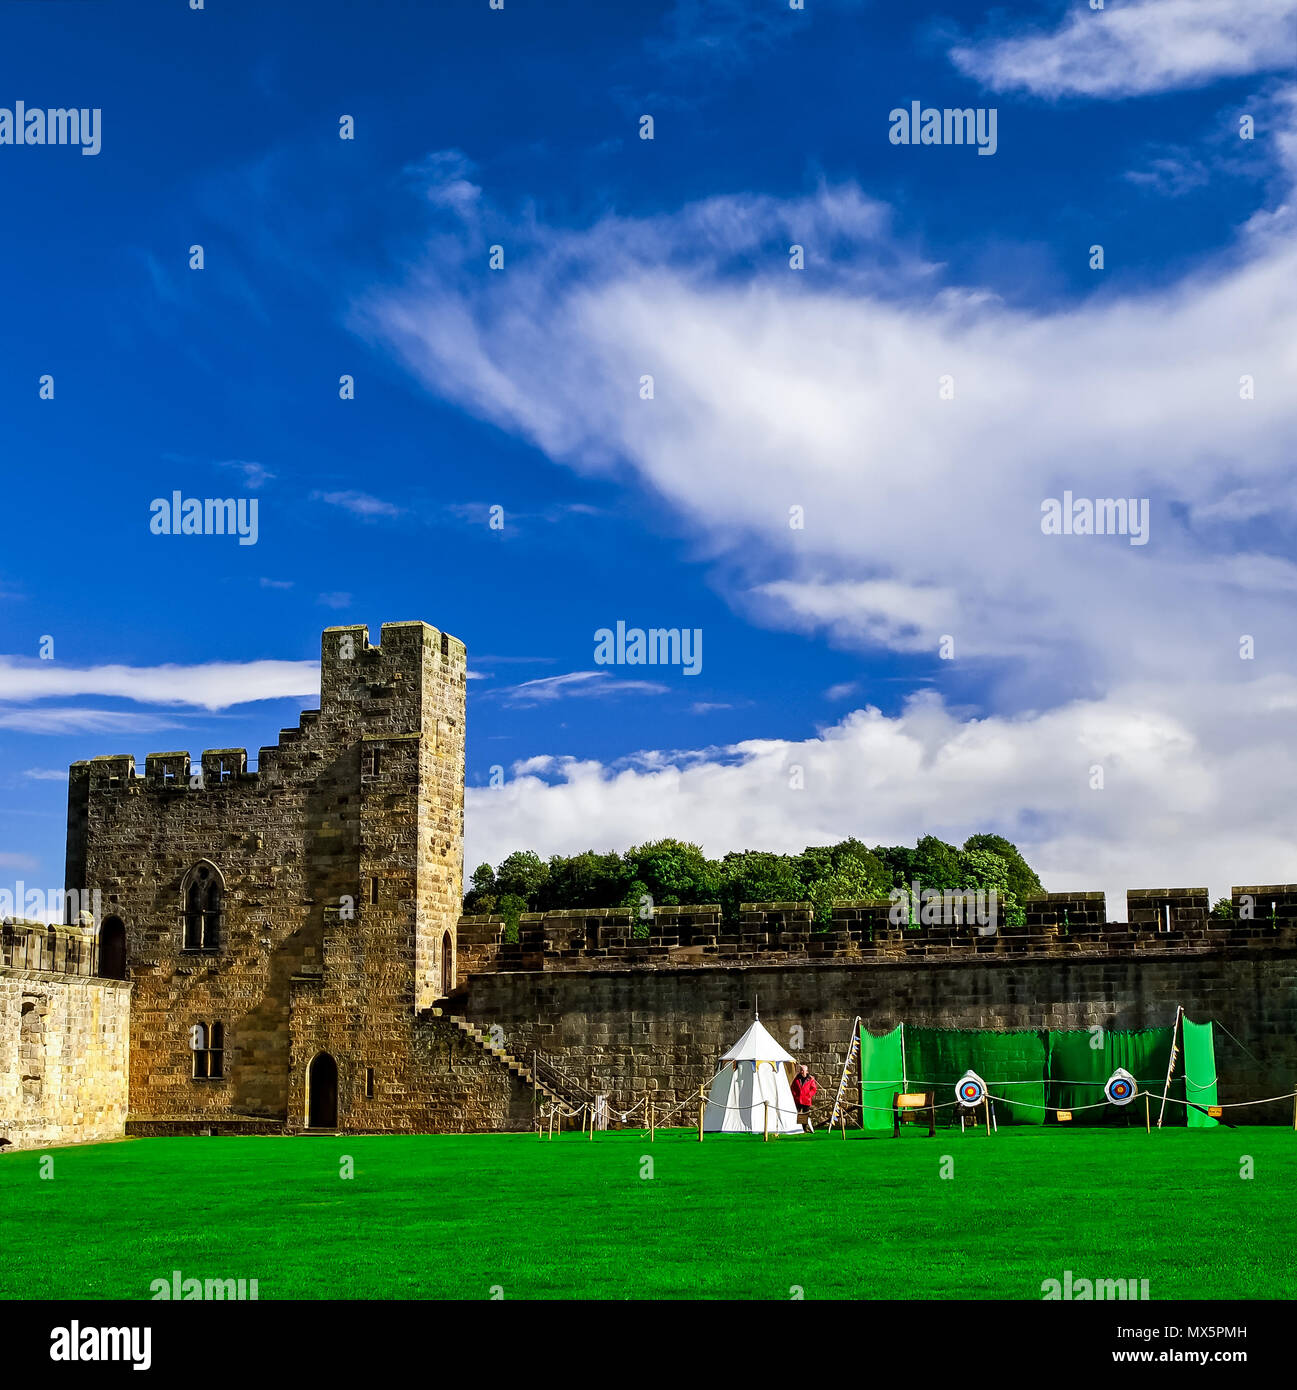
[99,917,127,979]
[370,877,379,905]
[365,1067,374,1099]
[183,864,223,950]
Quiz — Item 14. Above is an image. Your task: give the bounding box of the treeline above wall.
[464,834,1044,932]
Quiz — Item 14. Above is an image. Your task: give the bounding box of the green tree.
[537,850,628,911]
[871,844,916,889]
[463,862,497,914]
[493,850,550,906]
[958,846,1025,926]
[912,835,963,891]
[718,851,805,924]
[497,892,528,943]
[961,834,1043,904]
[623,839,721,908]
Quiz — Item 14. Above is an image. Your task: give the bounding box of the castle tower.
[63,620,467,1134]
[315,620,466,1016]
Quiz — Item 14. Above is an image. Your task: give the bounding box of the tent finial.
[755,993,759,1020]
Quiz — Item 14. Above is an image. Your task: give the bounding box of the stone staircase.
[421,1006,592,1114]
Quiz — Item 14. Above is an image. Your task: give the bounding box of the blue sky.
[2,0,1295,911]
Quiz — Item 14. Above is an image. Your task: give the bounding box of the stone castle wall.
[455,885,1297,974]
[455,948,1297,1126]
[0,968,130,1151]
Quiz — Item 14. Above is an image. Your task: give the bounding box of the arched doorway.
[441,931,454,995]
[306,1052,338,1129]
[99,917,126,979]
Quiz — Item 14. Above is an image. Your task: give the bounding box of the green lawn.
[2,1126,1293,1300]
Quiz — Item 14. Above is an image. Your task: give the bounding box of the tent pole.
[698,1087,704,1142]
[763,1101,769,1143]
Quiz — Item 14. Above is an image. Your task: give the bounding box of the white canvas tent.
[704,1016,805,1134]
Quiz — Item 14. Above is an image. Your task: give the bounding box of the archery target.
[1105,1067,1137,1106]
[956,1070,986,1107]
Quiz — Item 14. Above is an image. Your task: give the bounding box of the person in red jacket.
[790,1063,818,1133]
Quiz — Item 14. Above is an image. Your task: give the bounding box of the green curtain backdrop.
[904,1027,1050,1124]
[859,1020,1215,1127]
[1183,1016,1220,1128]
[1047,1027,1178,1125]
[858,1025,905,1132]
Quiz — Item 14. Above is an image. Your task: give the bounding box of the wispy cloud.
[951,0,1297,99]
[317,592,352,610]
[0,707,186,735]
[22,768,67,781]
[219,459,275,489]
[312,490,403,519]
[497,670,669,706]
[0,657,319,711]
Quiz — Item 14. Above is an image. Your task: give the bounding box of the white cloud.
[219,459,275,489]
[950,0,1297,99]
[0,658,319,711]
[365,86,1297,908]
[312,490,403,519]
[22,768,67,781]
[0,708,185,735]
[497,671,669,706]
[467,683,1297,916]
[361,161,1297,699]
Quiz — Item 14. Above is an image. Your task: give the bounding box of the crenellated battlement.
[455,886,1297,976]
[1,917,98,976]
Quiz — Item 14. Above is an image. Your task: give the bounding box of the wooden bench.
[892,1090,936,1137]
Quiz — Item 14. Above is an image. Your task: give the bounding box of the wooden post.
[698,1087,705,1143]
[984,1099,991,1136]
[649,1097,655,1143]
[763,1100,770,1143]
[548,1105,555,1141]
[1145,1092,1151,1134]
[1291,1092,1296,1131]
[840,1106,847,1140]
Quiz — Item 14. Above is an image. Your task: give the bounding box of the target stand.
[954,1070,996,1134]
[1104,1068,1139,1126]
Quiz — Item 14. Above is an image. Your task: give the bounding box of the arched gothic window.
[181,863,224,950]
